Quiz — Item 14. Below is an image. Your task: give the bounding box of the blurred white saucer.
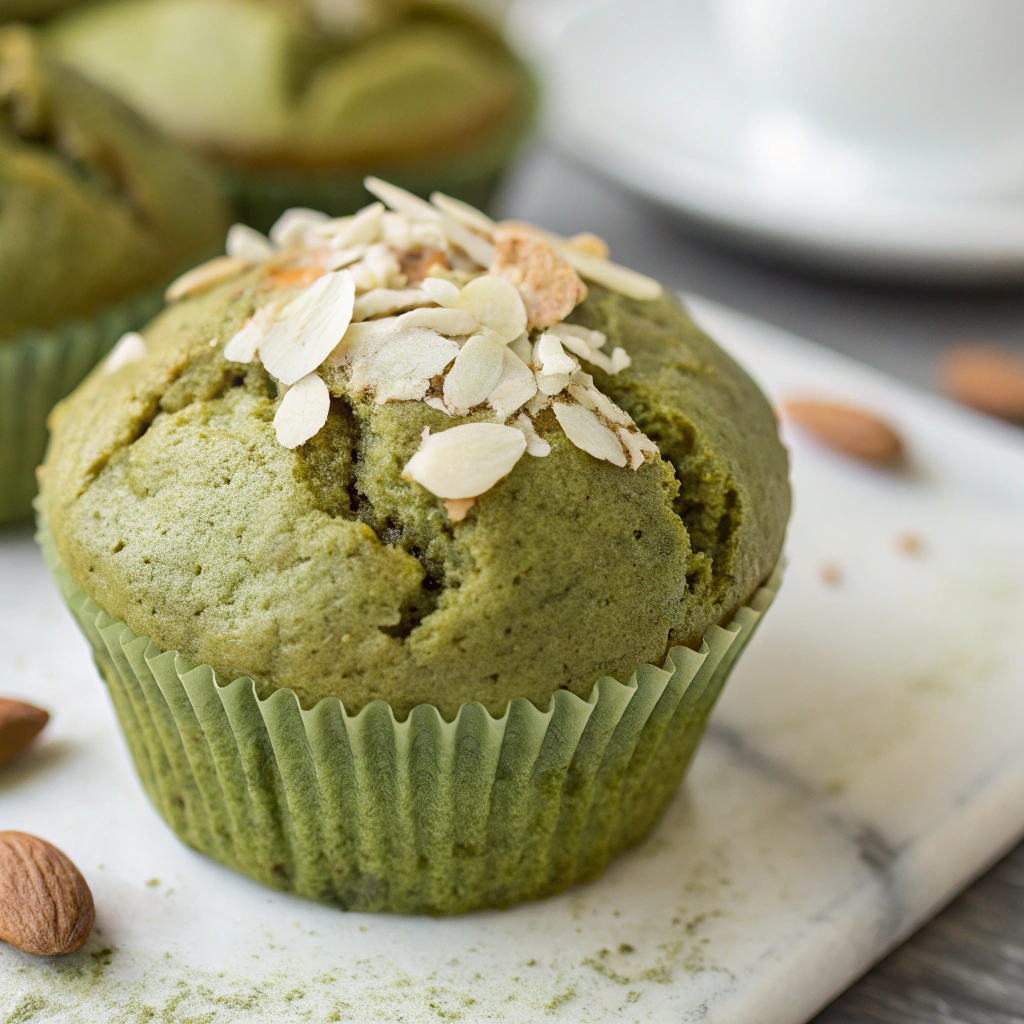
[511,0,1024,283]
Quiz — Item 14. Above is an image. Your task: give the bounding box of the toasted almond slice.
[324,202,385,250]
[553,329,599,363]
[226,223,275,262]
[617,427,660,470]
[492,227,587,329]
[568,232,610,259]
[351,329,458,403]
[534,333,578,376]
[421,277,461,307]
[259,269,356,385]
[552,402,627,466]
[444,497,476,522]
[382,211,413,251]
[165,256,248,303]
[783,399,904,464]
[535,369,570,397]
[443,334,506,415]
[266,266,324,291]
[514,414,551,457]
[399,247,450,285]
[438,212,495,269]
[327,317,399,366]
[550,323,608,351]
[425,396,451,415]
[455,276,527,342]
[938,344,1024,423]
[430,192,497,236]
[322,245,365,271]
[526,391,551,416]
[224,301,282,364]
[274,372,330,449]
[104,332,146,374]
[270,207,331,248]
[365,177,438,220]
[488,347,538,419]
[509,334,533,365]
[397,306,478,335]
[402,423,527,499]
[353,288,431,321]
[610,347,632,373]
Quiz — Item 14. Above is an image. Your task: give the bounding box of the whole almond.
[783,400,904,465]
[0,699,48,767]
[0,832,94,955]
[937,345,1024,424]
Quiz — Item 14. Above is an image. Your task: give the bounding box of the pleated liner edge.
[39,516,781,915]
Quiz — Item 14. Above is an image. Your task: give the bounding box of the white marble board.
[1,297,1023,1023]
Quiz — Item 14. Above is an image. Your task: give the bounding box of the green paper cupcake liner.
[0,290,165,527]
[39,512,781,915]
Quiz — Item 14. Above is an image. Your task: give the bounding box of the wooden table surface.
[500,148,1024,1024]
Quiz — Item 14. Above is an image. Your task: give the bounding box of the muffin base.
[0,290,165,527]
[39,512,781,915]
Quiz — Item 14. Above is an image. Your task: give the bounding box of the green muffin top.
[42,181,790,719]
[0,26,230,338]
[49,0,532,171]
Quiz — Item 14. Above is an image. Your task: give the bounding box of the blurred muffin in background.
[49,0,535,231]
[0,25,229,524]
[0,0,88,22]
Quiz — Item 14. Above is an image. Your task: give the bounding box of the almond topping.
[454,276,528,342]
[514,414,551,457]
[349,329,459,403]
[104,332,147,374]
[274,372,330,449]
[399,247,450,285]
[443,497,476,522]
[552,402,627,466]
[430,192,497,236]
[165,256,249,303]
[402,424,527,499]
[421,277,461,307]
[0,699,48,766]
[0,832,94,956]
[270,207,331,248]
[487,347,538,420]
[617,427,660,470]
[267,266,325,291]
[937,344,1024,424]
[568,232,610,259]
[493,226,587,330]
[395,307,477,334]
[353,288,431,322]
[226,223,275,263]
[783,399,904,465]
[443,334,506,415]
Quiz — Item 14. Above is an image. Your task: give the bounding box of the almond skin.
[0,832,94,955]
[937,345,1024,424]
[783,400,904,465]
[0,699,48,767]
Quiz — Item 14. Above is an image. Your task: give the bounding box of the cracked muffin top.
[49,0,533,172]
[0,26,229,338]
[41,180,790,719]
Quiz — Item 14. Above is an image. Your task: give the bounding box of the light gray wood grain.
[499,148,1024,1024]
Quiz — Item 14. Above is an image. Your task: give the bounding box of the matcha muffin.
[39,180,789,913]
[49,0,535,232]
[0,26,229,524]
[0,0,88,21]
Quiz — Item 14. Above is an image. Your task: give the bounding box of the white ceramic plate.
[514,0,1024,282]
[2,300,1024,1021]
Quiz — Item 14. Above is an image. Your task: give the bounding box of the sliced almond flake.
[455,276,527,342]
[568,232,610,259]
[351,242,404,291]
[499,221,662,301]
[552,402,627,467]
[425,396,451,415]
[382,211,413,251]
[566,383,597,411]
[526,392,551,416]
[396,307,478,335]
[570,368,594,387]
[322,245,365,271]
[274,371,330,449]
[326,317,398,365]
[567,383,632,426]
[165,256,249,303]
[514,414,551,457]
[353,288,431,321]
[444,497,476,522]
[610,347,632,373]
[509,334,533,366]
[226,223,276,262]
[270,207,331,248]
[534,333,578,376]
[402,423,527,499]
[409,220,448,250]
[438,211,495,269]
[443,334,506,415]
[421,277,461,307]
[224,300,282,363]
[430,192,497,236]
[350,329,458,403]
[535,369,571,397]
[577,346,615,374]
[320,202,384,250]
[488,346,537,419]
[259,269,356,385]
[618,427,660,470]
[553,330,596,363]
[492,227,587,329]
[365,177,439,221]
[104,331,146,373]
[549,323,608,352]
